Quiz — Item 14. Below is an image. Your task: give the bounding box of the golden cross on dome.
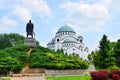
[64,21,67,26]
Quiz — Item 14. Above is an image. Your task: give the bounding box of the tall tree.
[99,35,110,57]
[98,35,115,69]
[114,39,120,67]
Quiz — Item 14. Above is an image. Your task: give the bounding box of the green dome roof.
[48,38,55,44]
[64,38,77,43]
[48,40,54,44]
[57,25,75,33]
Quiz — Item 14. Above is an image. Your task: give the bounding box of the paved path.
[9,76,46,80]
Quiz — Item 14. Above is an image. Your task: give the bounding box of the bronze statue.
[26,20,34,38]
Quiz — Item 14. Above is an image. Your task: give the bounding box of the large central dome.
[57,25,75,33]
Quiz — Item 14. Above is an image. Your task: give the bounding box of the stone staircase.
[11,48,46,77]
[21,48,33,74]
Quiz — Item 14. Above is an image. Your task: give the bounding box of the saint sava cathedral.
[47,24,89,60]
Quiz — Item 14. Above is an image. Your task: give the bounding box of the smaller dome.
[64,38,77,43]
[57,25,75,33]
[48,38,55,44]
[78,35,83,38]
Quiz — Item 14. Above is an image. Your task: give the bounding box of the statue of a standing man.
[26,20,34,38]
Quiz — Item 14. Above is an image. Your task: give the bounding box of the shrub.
[110,70,120,80]
[91,70,120,80]
[90,72,98,80]
[90,70,108,80]
[112,74,120,80]
[111,70,120,76]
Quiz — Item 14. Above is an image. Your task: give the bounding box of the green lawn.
[1,78,10,80]
[46,75,91,80]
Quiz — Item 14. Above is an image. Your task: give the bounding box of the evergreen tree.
[114,39,120,67]
[98,35,111,68]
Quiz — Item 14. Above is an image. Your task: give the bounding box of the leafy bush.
[90,70,108,80]
[112,74,120,80]
[30,50,89,69]
[0,45,29,75]
[111,70,120,75]
[0,37,89,75]
[91,70,120,80]
[110,70,120,80]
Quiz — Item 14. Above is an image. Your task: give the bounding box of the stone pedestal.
[24,38,36,47]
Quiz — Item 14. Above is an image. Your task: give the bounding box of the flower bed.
[90,70,120,80]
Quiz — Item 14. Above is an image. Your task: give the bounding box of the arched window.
[57,39,59,42]
[80,39,82,43]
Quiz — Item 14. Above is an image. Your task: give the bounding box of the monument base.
[24,38,36,47]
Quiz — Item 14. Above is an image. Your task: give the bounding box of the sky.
[0,0,120,52]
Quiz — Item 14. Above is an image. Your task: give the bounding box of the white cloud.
[21,0,52,17]
[0,16,18,31]
[60,0,111,33]
[11,0,52,21]
[100,0,112,7]
[12,6,32,22]
[109,0,120,13]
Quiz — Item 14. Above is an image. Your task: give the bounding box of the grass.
[1,78,10,80]
[46,75,91,80]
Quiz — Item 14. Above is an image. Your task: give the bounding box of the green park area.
[0,33,120,80]
[0,33,88,75]
[46,75,91,80]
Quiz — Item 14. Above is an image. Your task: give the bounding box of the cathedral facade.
[47,24,89,60]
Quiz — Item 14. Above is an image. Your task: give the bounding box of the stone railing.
[11,68,93,76]
[45,69,91,76]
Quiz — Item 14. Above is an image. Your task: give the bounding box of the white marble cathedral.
[47,24,89,60]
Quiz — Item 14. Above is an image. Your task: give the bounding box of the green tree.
[88,51,94,62]
[0,34,12,49]
[97,34,115,69]
[114,39,120,67]
[0,33,25,50]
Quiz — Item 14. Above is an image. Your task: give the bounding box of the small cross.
[64,21,67,25]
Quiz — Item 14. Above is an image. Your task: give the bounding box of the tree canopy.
[90,34,119,69]
[114,39,120,67]
[0,33,25,50]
